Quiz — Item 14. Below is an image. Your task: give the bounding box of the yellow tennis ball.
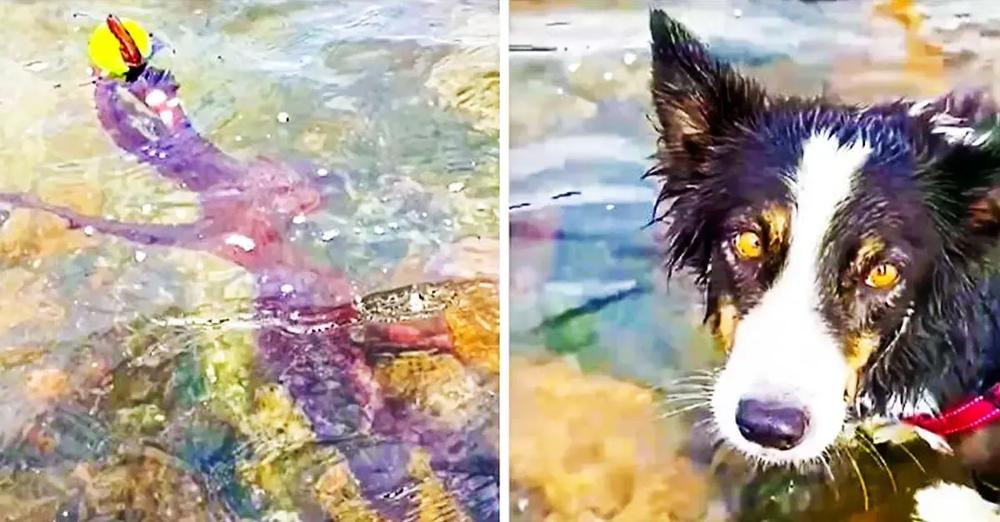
[87,18,151,76]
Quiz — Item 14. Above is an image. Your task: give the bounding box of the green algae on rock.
[426,46,500,135]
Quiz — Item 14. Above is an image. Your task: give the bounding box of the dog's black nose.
[735,399,809,450]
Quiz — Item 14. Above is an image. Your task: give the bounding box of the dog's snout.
[735,398,809,450]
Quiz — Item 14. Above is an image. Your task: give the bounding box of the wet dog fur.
[646,8,1000,519]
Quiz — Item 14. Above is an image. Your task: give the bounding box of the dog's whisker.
[651,382,714,397]
[670,372,717,380]
[660,388,713,397]
[662,384,713,391]
[659,401,710,419]
[675,376,712,383]
[658,399,711,410]
[667,375,716,385]
[659,393,713,403]
[660,388,712,396]
[668,369,720,381]
[897,442,926,475]
[840,446,870,511]
[660,384,714,394]
[856,442,896,495]
[856,431,897,493]
[665,378,716,389]
[820,449,840,502]
[659,403,710,418]
[665,378,715,386]
[661,391,713,400]
[692,416,714,430]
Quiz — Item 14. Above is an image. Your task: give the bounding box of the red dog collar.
[903,384,1000,436]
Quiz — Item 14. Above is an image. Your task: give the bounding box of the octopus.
[0,15,498,521]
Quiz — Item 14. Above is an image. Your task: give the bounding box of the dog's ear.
[910,89,1000,249]
[958,138,1000,243]
[649,10,766,174]
[647,10,767,280]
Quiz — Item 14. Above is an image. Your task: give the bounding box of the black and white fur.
[646,8,1000,519]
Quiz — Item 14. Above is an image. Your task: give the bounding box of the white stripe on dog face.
[712,132,872,465]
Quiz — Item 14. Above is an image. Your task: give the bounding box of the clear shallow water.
[0,1,498,520]
[509,1,993,520]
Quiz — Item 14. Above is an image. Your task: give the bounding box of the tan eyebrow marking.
[857,236,885,263]
[708,295,739,353]
[844,331,880,401]
[760,204,790,253]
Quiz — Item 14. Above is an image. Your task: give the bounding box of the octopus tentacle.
[0,191,200,247]
[94,68,242,192]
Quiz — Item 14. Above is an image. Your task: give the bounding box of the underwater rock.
[388,235,498,288]
[0,209,96,266]
[449,162,500,240]
[0,467,68,520]
[0,267,65,334]
[314,460,384,521]
[374,352,485,429]
[151,250,259,435]
[0,179,102,263]
[0,345,46,370]
[510,356,710,521]
[406,448,470,522]
[37,179,104,216]
[242,443,339,515]
[98,316,195,436]
[426,47,500,134]
[25,367,71,403]
[246,384,314,447]
[200,328,257,430]
[437,165,500,238]
[79,450,226,520]
[114,403,167,435]
[423,236,500,283]
[237,385,335,514]
[296,118,364,158]
[444,280,500,374]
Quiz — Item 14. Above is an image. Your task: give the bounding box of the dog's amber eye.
[865,262,899,290]
[733,231,763,260]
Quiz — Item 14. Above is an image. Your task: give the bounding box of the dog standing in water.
[2,16,498,521]
[646,8,1000,520]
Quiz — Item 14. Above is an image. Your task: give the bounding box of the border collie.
[646,8,1000,519]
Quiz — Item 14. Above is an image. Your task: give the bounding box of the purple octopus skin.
[1,66,498,520]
